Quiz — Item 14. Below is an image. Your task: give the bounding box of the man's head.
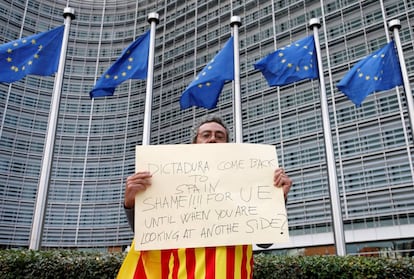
[192,115,230,144]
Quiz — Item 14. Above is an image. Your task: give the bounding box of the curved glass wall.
[0,0,413,252]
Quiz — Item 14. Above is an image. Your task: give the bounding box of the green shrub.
[253,253,414,279]
[1,249,413,278]
[0,249,123,279]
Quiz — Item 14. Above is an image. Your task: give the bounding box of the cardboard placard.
[134,143,289,250]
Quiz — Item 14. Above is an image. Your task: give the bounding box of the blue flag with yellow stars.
[90,30,150,98]
[0,26,64,83]
[254,35,318,87]
[180,37,234,109]
[337,41,403,106]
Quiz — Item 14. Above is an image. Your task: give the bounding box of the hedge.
[1,249,413,278]
[253,253,414,278]
[0,249,121,279]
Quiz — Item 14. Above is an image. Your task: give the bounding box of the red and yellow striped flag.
[117,239,253,279]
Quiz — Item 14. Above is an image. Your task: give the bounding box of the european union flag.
[90,30,150,98]
[0,26,64,83]
[180,37,234,109]
[337,41,403,106]
[254,35,318,86]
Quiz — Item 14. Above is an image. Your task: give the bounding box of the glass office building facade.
[0,0,413,255]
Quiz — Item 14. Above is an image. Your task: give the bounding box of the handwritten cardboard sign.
[134,143,289,251]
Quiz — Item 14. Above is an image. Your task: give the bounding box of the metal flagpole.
[388,19,414,141]
[29,7,75,250]
[142,12,159,146]
[230,16,242,143]
[309,18,346,256]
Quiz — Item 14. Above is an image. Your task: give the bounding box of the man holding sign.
[120,116,292,279]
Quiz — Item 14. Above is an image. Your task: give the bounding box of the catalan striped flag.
[117,239,253,279]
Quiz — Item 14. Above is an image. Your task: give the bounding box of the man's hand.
[124,171,152,208]
[273,168,292,200]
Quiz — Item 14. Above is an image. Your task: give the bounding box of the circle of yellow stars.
[356,53,385,81]
[6,38,42,73]
[104,50,135,81]
[194,60,214,89]
[278,43,314,72]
